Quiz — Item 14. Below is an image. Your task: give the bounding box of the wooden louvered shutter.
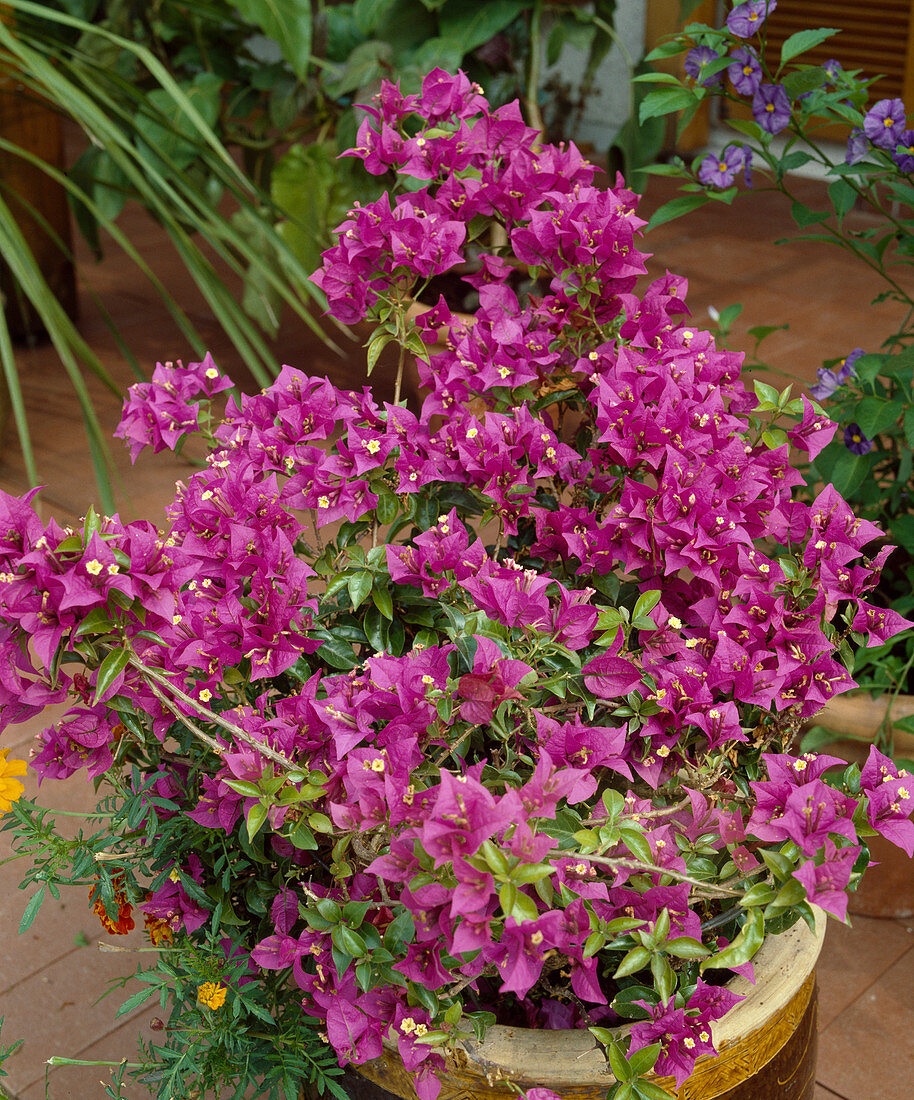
[761,0,914,105]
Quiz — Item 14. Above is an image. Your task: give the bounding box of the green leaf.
[234,0,314,80]
[94,646,131,703]
[663,936,709,959]
[628,1042,661,1079]
[639,86,698,123]
[635,1081,678,1100]
[375,487,399,525]
[828,177,857,223]
[646,193,709,231]
[134,72,224,173]
[826,444,873,498]
[700,908,765,971]
[224,779,263,799]
[115,985,158,1018]
[614,945,651,978]
[753,379,779,405]
[18,887,45,934]
[313,632,360,670]
[348,570,373,610]
[371,585,394,619]
[246,802,269,842]
[512,862,554,885]
[607,1038,631,1082]
[855,396,903,438]
[779,28,840,66]
[782,66,829,99]
[790,202,829,227]
[619,826,652,865]
[632,590,661,622]
[438,1,526,55]
[366,331,394,376]
[770,877,806,908]
[74,608,117,637]
[739,882,777,908]
[308,811,334,834]
[332,924,367,957]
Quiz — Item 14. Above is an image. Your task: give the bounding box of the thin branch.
[580,853,742,898]
[129,656,296,770]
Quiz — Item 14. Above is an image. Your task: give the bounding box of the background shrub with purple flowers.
[638,0,914,731]
[1,66,913,1100]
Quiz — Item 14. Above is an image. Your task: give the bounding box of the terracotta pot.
[809,693,914,918]
[812,692,914,757]
[341,912,825,1100]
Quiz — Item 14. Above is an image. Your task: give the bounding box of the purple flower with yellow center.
[684,46,722,87]
[863,98,906,149]
[752,83,790,134]
[895,129,914,171]
[727,0,777,39]
[844,423,873,454]
[697,145,746,188]
[728,47,762,95]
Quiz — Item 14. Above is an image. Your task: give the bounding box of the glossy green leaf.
[245,802,269,842]
[700,908,765,972]
[663,936,709,959]
[779,28,840,66]
[614,945,651,978]
[94,646,131,703]
[348,570,373,610]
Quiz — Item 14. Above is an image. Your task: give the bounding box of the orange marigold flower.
[0,748,27,813]
[143,911,174,947]
[88,873,135,935]
[197,982,227,1010]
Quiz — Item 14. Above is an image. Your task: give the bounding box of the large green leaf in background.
[233,0,313,79]
[438,0,526,54]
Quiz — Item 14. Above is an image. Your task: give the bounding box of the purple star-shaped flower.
[727,0,777,39]
[684,46,722,87]
[843,423,872,454]
[752,83,791,134]
[698,145,746,188]
[728,47,763,95]
[863,98,906,149]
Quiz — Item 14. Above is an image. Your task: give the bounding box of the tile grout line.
[820,933,914,1018]
[0,942,94,999]
[815,1084,852,1100]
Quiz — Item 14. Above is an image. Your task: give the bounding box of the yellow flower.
[0,748,27,812]
[197,982,227,1010]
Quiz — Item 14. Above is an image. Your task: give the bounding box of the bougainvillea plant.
[2,68,913,1100]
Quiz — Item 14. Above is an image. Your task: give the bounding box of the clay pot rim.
[814,691,914,755]
[382,908,826,1087]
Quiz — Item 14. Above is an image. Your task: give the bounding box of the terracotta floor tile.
[814,1086,851,1099]
[16,1013,159,1100]
[0,941,155,1095]
[816,943,914,1099]
[814,914,914,1028]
